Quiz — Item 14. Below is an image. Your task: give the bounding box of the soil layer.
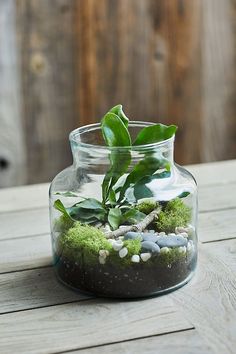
[54,252,197,298]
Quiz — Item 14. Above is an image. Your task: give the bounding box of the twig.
[105,207,161,239]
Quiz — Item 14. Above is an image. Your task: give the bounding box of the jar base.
[54,254,197,299]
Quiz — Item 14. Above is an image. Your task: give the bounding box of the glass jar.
[49,122,198,298]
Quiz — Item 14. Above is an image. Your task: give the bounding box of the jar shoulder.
[49,165,74,195]
[174,163,197,187]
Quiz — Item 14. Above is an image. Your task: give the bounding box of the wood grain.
[172,240,236,354]
[16,0,77,184]
[0,183,49,213]
[0,234,51,274]
[199,208,236,243]
[0,267,88,314]
[75,0,202,165]
[0,0,26,187]
[0,297,193,354]
[201,0,236,162]
[0,208,49,241]
[75,329,214,354]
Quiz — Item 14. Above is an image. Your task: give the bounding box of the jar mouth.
[69,121,175,151]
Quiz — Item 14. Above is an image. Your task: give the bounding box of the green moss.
[156,198,191,233]
[124,239,142,256]
[54,215,74,233]
[58,222,112,264]
[158,248,186,266]
[136,200,158,214]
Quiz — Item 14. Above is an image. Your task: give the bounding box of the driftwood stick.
[105,207,161,239]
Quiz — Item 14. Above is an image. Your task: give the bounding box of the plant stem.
[105,207,161,239]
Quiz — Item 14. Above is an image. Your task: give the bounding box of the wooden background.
[0,0,236,187]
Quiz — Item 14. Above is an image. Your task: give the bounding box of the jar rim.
[69,121,175,151]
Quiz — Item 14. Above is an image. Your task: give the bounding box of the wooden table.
[0,160,236,354]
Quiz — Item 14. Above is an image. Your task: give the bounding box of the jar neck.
[69,122,175,169]
[70,139,175,169]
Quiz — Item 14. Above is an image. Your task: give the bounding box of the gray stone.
[141,241,160,254]
[142,233,158,243]
[124,231,143,241]
[157,235,188,248]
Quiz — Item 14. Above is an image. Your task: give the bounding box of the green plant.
[54,104,177,230]
[156,198,191,233]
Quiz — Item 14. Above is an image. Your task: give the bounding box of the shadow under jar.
[49,122,198,298]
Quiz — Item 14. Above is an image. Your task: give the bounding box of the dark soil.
[54,252,197,298]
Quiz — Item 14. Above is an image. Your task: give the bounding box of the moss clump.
[156,198,191,233]
[158,248,186,266]
[59,222,112,264]
[54,215,74,233]
[124,239,142,256]
[136,200,158,214]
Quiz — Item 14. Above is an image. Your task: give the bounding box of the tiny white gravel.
[119,247,128,258]
[160,247,170,254]
[113,241,123,251]
[140,253,151,262]
[131,255,140,263]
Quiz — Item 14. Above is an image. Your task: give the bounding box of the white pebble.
[175,226,187,234]
[158,232,166,237]
[119,225,127,229]
[131,255,140,263]
[119,247,128,258]
[108,239,115,245]
[113,241,123,251]
[99,249,109,257]
[186,224,195,236]
[99,256,106,264]
[178,246,187,254]
[160,247,170,254]
[140,253,152,262]
[181,232,189,238]
[168,233,176,237]
[187,240,194,252]
[149,230,155,233]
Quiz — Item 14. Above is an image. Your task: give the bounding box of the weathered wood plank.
[0,200,235,244]
[0,183,49,213]
[187,160,236,187]
[0,161,235,214]
[0,234,51,274]
[0,208,49,241]
[0,0,26,187]
[171,240,236,354]
[74,329,214,354]
[0,296,193,354]
[201,0,236,162]
[0,207,234,276]
[199,208,236,243]
[0,267,88,314]
[16,0,77,184]
[76,0,202,165]
[198,183,236,212]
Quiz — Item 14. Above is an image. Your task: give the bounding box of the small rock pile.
[98,225,195,264]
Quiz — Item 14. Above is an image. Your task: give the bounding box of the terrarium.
[49,105,198,298]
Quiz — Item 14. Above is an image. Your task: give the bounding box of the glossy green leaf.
[102,150,131,204]
[74,198,104,211]
[54,199,73,222]
[122,208,146,224]
[55,191,78,197]
[101,113,131,147]
[133,124,177,145]
[177,191,190,198]
[108,208,122,230]
[119,156,169,201]
[109,104,129,128]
